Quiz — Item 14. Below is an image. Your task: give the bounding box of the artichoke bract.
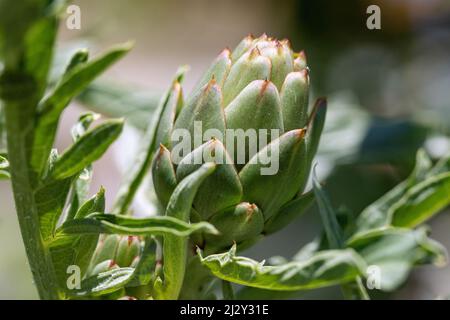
[152,34,327,253]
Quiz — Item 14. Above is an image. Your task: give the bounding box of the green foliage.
[199,245,366,291]
[1,0,449,301]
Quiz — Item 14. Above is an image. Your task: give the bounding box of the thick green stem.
[4,95,60,299]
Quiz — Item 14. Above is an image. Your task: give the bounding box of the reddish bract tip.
[127,236,134,246]
[220,47,231,58]
[109,260,118,269]
[249,46,261,59]
[260,79,271,96]
[281,39,292,49]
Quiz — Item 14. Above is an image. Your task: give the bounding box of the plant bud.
[115,236,141,267]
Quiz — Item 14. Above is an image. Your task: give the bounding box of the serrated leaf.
[67,268,134,297]
[57,212,218,237]
[391,172,450,228]
[31,43,131,174]
[347,227,447,291]
[51,119,123,180]
[356,149,436,232]
[199,245,366,291]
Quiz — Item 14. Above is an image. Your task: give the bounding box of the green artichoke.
[151,34,327,253]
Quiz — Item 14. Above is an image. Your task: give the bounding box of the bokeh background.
[1,0,450,299]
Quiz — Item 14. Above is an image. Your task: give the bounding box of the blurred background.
[1,0,450,299]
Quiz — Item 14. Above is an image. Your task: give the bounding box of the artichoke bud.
[115,236,141,268]
[88,259,119,277]
[204,202,264,253]
[150,34,323,251]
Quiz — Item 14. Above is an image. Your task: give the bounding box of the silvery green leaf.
[31,43,131,175]
[35,149,73,240]
[391,172,450,228]
[356,149,447,232]
[67,268,134,297]
[347,227,447,291]
[51,119,123,180]
[57,212,218,237]
[48,187,105,289]
[199,245,366,291]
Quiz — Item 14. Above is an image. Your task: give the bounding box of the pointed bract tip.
[158,143,168,155]
[127,236,134,246]
[292,128,307,140]
[259,79,272,96]
[220,47,232,57]
[281,38,292,49]
[249,46,261,59]
[109,260,118,268]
